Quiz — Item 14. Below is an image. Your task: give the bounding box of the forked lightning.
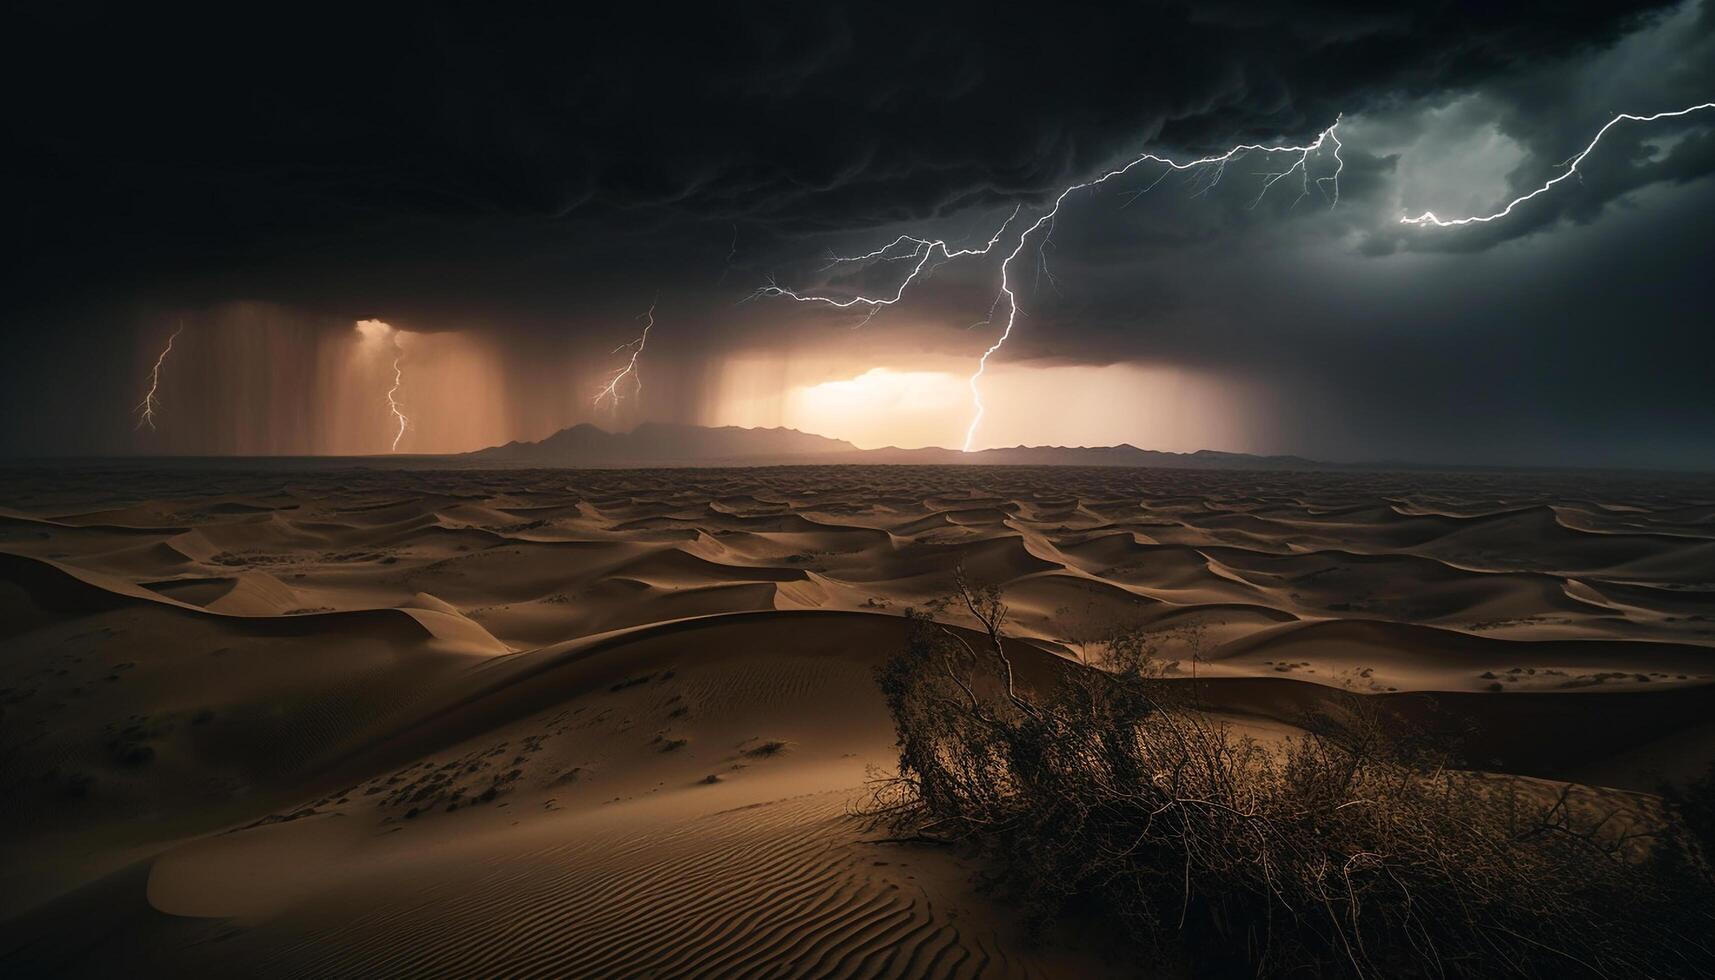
[135,324,184,430]
[757,121,1346,450]
[595,303,657,408]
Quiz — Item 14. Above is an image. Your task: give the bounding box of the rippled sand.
[3,464,1713,976]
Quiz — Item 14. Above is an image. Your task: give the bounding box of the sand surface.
[3,464,1714,976]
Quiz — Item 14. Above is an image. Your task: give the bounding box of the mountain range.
[467,422,1328,469]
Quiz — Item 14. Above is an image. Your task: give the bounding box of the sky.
[4,1,1713,467]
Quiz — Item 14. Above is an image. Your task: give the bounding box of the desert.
[12,3,1715,974]
[3,461,1713,975]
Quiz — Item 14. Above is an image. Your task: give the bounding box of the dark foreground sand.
[3,464,1713,976]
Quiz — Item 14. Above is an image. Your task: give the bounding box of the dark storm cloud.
[4,1,1710,466]
[5,0,1681,311]
[954,29,1715,471]
[1358,0,1715,253]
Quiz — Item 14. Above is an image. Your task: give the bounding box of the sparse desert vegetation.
[867,575,1715,977]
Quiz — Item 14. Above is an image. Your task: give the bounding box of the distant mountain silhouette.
[474,421,857,465]
[468,422,1330,470]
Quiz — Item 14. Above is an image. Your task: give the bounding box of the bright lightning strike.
[757,120,1345,450]
[749,206,1023,328]
[594,302,656,408]
[1401,102,1715,227]
[386,351,408,452]
[356,319,410,453]
[134,323,184,430]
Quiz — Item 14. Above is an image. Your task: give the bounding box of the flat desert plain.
[3,464,1714,977]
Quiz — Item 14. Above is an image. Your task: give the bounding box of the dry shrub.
[866,575,1715,977]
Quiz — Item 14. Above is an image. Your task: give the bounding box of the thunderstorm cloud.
[4,1,1712,465]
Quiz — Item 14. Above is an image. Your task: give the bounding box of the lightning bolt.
[355,319,410,452]
[134,323,184,430]
[594,302,656,408]
[749,206,1024,329]
[756,120,1345,450]
[1401,102,1715,227]
[387,348,408,452]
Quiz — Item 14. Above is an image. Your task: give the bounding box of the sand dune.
[3,463,1713,976]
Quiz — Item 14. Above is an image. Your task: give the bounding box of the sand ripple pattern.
[235,797,1021,980]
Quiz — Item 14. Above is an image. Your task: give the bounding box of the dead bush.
[864,573,1715,977]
